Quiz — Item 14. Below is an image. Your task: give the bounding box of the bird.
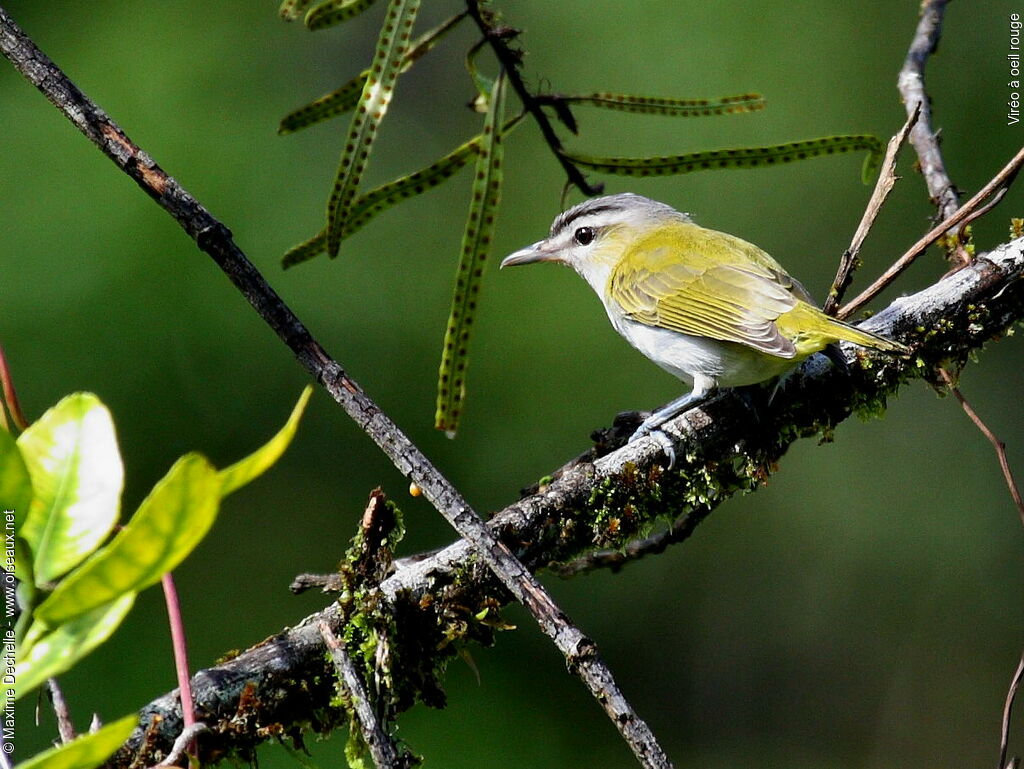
[500,192,908,453]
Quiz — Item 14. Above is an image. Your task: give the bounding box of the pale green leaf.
[555,92,765,117]
[281,230,330,269]
[14,535,34,594]
[17,393,123,583]
[280,0,317,21]
[279,13,464,134]
[306,0,377,30]
[33,454,219,626]
[434,74,506,436]
[219,386,312,496]
[564,135,884,178]
[279,76,366,135]
[14,594,135,697]
[464,39,493,113]
[0,428,33,564]
[14,713,137,769]
[283,136,482,267]
[282,114,525,269]
[325,0,422,256]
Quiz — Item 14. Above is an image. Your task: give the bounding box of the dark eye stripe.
[552,203,621,236]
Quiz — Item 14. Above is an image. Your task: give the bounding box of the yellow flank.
[607,220,908,359]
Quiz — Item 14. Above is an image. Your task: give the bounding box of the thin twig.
[0,345,27,431]
[960,188,1010,231]
[1002,653,1024,769]
[319,622,405,769]
[290,572,345,594]
[898,0,965,263]
[46,678,77,743]
[0,9,670,767]
[823,104,920,315]
[464,0,602,197]
[153,723,210,768]
[934,365,1024,769]
[936,368,1024,526]
[838,145,1024,320]
[160,574,197,752]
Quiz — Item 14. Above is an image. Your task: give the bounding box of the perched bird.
[500,193,908,448]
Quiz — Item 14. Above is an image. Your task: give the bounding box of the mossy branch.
[106,237,1024,767]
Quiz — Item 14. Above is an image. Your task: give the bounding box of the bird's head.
[499,193,691,279]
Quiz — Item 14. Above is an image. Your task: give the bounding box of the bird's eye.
[573,226,595,246]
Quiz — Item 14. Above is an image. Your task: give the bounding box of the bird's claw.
[628,424,676,469]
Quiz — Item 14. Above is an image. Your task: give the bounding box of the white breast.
[610,314,799,390]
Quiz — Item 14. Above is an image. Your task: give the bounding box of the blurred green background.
[4,1,1024,767]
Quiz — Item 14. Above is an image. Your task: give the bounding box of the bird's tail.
[827,316,910,355]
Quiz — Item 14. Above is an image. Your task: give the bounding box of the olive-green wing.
[609,233,802,357]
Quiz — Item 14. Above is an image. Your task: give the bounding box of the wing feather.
[609,224,801,357]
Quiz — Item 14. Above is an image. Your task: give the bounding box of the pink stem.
[161,573,196,735]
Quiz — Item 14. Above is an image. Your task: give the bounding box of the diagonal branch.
[319,623,408,769]
[0,6,668,768]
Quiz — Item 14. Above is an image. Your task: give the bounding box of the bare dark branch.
[464,0,603,197]
[0,7,669,767]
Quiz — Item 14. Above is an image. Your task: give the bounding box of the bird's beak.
[499,240,561,268]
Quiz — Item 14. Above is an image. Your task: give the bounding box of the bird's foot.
[627,421,676,469]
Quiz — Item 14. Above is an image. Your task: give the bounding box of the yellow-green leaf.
[0,428,33,573]
[33,454,219,627]
[14,594,135,697]
[14,535,34,595]
[281,230,331,269]
[14,713,137,769]
[565,135,884,179]
[284,137,481,267]
[555,92,765,117]
[281,114,526,269]
[464,39,493,112]
[306,0,377,30]
[219,386,312,496]
[435,74,506,436]
[17,394,123,583]
[280,0,317,21]
[279,13,464,134]
[279,76,366,135]
[325,0,422,256]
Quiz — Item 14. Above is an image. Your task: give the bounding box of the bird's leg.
[628,390,708,442]
[627,385,716,468]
